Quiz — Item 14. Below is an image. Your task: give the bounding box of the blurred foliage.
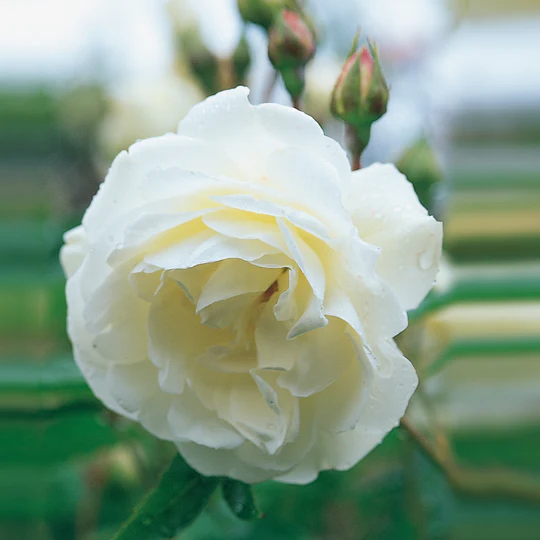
[175,30,251,94]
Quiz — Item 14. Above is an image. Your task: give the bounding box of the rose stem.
[217,57,235,90]
[400,415,540,505]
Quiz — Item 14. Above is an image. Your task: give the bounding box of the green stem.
[351,150,361,171]
[281,67,305,110]
[217,57,235,90]
[346,124,371,171]
[111,455,220,540]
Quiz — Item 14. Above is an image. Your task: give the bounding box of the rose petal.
[60,225,87,278]
[255,103,351,183]
[196,259,279,312]
[277,319,352,398]
[145,230,279,271]
[147,277,230,391]
[168,390,244,449]
[344,163,443,310]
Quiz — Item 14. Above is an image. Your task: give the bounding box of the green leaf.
[221,479,262,521]
[111,454,219,540]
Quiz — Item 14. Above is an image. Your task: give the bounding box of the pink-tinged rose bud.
[331,40,389,168]
[331,41,389,128]
[268,9,316,100]
[268,10,316,69]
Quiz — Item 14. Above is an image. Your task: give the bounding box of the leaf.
[111,454,219,540]
[222,478,262,521]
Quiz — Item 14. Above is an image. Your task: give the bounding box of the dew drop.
[418,250,434,270]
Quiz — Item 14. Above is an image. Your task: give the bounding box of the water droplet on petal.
[418,250,434,270]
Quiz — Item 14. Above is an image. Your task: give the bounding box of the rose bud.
[268,9,316,102]
[268,9,315,70]
[331,41,388,127]
[238,0,285,29]
[331,40,389,167]
[396,138,443,212]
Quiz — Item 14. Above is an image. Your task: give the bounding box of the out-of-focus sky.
[3,0,539,109]
[0,0,172,83]
[2,0,539,162]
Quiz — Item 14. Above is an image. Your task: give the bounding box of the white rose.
[61,87,442,484]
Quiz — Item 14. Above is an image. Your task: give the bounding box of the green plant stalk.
[346,123,371,170]
[401,416,540,505]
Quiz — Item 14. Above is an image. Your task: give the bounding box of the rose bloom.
[61,87,442,484]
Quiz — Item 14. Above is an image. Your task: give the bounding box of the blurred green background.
[1,0,540,538]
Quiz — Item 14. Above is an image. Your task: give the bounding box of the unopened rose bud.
[396,138,442,212]
[268,9,316,102]
[238,0,284,29]
[331,40,389,168]
[268,9,315,70]
[331,41,388,128]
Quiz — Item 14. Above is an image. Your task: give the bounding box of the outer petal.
[177,87,258,177]
[264,147,352,235]
[66,272,147,421]
[274,338,418,484]
[177,87,352,191]
[60,225,87,278]
[177,403,314,483]
[177,442,277,483]
[254,102,351,184]
[82,134,235,244]
[343,163,443,311]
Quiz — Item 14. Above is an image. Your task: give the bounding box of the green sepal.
[222,478,263,521]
